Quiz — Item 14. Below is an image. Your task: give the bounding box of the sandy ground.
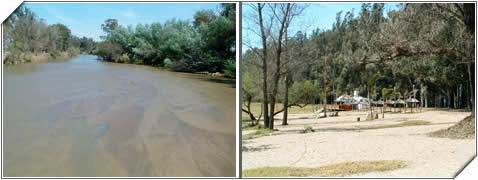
[242,111,475,177]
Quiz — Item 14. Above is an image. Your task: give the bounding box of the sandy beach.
[242,110,475,177]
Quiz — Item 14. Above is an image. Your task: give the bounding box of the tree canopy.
[93,3,236,77]
[3,5,96,64]
[242,3,475,127]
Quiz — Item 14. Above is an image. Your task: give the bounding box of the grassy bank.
[3,52,78,65]
[243,160,408,177]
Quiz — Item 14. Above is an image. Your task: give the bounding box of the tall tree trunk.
[464,3,475,117]
[269,98,276,129]
[323,55,327,117]
[282,74,291,125]
[468,62,475,116]
[457,85,460,109]
[257,3,269,128]
[269,3,291,130]
[448,88,453,109]
[282,24,290,126]
[425,92,428,108]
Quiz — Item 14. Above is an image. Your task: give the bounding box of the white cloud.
[57,15,74,23]
[43,6,78,24]
[122,10,136,17]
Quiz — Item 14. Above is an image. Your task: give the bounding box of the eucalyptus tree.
[374,3,475,115]
[101,19,119,36]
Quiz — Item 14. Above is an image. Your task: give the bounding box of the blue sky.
[24,3,223,41]
[242,3,401,53]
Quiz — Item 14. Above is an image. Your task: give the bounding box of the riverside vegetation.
[3,4,236,78]
[93,4,236,77]
[3,5,96,64]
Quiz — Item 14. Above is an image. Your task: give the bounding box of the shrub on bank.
[163,58,173,68]
[3,51,76,65]
[170,58,197,72]
[222,58,235,78]
[117,54,130,63]
[67,47,80,57]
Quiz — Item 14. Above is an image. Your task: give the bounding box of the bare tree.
[243,3,273,128]
[266,3,308,129]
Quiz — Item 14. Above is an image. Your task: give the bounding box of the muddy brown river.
[3,55,236,177]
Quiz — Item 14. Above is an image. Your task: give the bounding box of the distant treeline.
[243,3,474,118]
[3,5,97,64]
[93,4,236,77]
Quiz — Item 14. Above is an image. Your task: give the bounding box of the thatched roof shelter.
[406,98,419,103]
[372,100,384,105]
[385,99,395,105]
[396,99,406,105]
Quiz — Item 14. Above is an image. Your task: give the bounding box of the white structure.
[335,93,371,110]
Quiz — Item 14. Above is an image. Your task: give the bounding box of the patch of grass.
[132,57,143,64]
[242,123,263,131]
[373,120,431,129]
[299,126,315,133]
[428,116,474,139]
[243,160,408,177]
[243,129,280,140]
[241,116,262,130]
[242,103,317,120]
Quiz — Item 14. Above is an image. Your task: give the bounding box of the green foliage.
[73,36,97,54]
[132,57,143,64]
[117,54,130,63]
[93,42,124,61]
[3,5,91,64]
[289,80,321,105]
[93,6,235,73]
[193,10,216,27]
[382,88,394,100]
[242,66,261,111]
[243,129,279,140]
[222,59,236,77]
[163,58,173,68]
[299,126,315,133]
[66,47,80,57]
[242,3,473,110]
[101,19,118,35]
[50,24,72,52]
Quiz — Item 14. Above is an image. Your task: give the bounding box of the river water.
[3,55,236,177]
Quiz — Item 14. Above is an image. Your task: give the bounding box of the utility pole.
[324,54,327,117]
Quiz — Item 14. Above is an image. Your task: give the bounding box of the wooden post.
[324,55,327,117]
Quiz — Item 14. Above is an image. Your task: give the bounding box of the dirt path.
[242,111,475,177]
